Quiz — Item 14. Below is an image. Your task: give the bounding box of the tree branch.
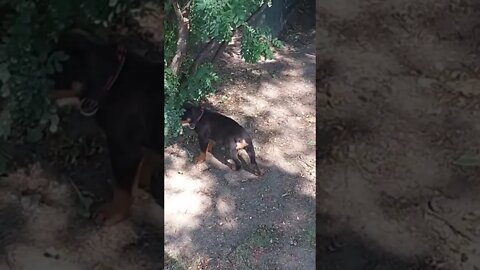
[188,39,217,74]
[245,0,270,24]
[183,0,193,10]
[170,0,190,76]
[211,41,228,63]
[187,0,270,75]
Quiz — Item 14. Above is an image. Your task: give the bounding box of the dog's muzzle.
[181,121,196,129]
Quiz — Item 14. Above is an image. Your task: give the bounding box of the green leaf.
[453,154,480,167]
[45,63,54,75]
[26,127,43,143]
[54,61,63,72]
[108,12,114,22]
[49,114,60,133]
[1,82,10,98]
[0,154,6,174]
[55,51,69,61]
[109,0,118,7]
[116,4,123,14]
[0,63,11,83]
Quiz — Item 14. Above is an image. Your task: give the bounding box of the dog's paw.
[93,202,129,226]
[253,169,263,177]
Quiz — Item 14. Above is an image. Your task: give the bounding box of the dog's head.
[49,29,119,116]
[180,103,204,129]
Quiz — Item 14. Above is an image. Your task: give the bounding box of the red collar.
[188,107,204,129]
[194,107,205,123]
[80,46,127,116]
[103,45,127,92]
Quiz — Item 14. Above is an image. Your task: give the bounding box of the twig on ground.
[425,204,473,242]
[66,176,90,211]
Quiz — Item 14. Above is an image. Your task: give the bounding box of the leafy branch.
[164,0,283,145]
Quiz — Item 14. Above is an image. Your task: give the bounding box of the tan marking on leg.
[206,140,216,153]
[138,149,162,188]
[235,139,249,150]
[95,157,146,226]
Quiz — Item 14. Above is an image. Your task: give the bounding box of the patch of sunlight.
[165,174,213,230]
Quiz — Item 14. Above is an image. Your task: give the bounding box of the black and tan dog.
[50,29,163,226]
[181,104,262,176]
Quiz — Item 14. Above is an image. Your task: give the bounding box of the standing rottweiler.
[51,29,163,226]
[181,103,262,176]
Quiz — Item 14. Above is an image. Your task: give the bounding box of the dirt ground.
[164,1,316,269]
[318,0,480,269]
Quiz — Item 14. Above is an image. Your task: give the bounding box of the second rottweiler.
[181,104,262,176]
[50,29,163,226]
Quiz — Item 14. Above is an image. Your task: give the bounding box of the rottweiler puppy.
[50,29,163,226]
[181,103,262,176]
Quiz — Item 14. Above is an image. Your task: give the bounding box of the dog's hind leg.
[136,148,163,208]
[138,148,162,189]
[227,141,242,171]
[194,137,210,163]
[245,143,262,176]
[206,139,216,153]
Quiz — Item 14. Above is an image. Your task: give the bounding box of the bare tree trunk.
[170,0,190,76]
[211,41,228,63]
[189,40,218,74]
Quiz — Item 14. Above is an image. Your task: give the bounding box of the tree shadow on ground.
[164,154,315,269]
[316,212,438,270]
